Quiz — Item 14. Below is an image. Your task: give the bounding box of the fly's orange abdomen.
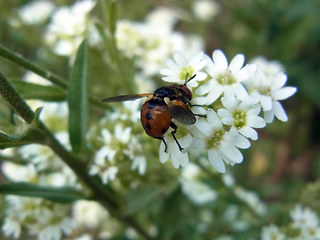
[140,100,171,138]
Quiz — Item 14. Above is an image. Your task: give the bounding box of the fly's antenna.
[184,73,196,86]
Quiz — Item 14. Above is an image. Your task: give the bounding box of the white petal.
[212,50,228,71]
[174,51,188,67]
[273,101,288,121]
[260,95,272,111]
[271,73,287,89]
[165,58,180,73]
[228,130,251,148]
[217,108,233,119]
[221,96,237,110]
[220,142,243,163]
[234,66,249,82]
[195,80,214,95]
[206,86,223,104]
[247,115,266,128]
[195,119,212,137]
[264,110,275,123]
[234,83,248,100]
[208,149,225,173]
[160,68,174,76]
[229,54,245,73]
[193,72,207,81]
[272,87,297,100]
[192,96,209,105]
[191,138,206,150]
[159,142,169,163]
[171,147,188,168]
[239,126,258,140]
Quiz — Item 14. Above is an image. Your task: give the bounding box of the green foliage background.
[0,0,319,239]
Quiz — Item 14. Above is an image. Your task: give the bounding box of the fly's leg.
[170,122,184,152]
[156,137,168,153]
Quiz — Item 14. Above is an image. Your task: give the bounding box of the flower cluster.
[88,100,148,184]
[261,205,320,240]
[45,0,96,56]
[160,49,296,172]
[115,8,204,77]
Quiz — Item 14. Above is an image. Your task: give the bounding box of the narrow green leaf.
[10,80,66,101]
[68,40,88,153]
[0,183,87,204]
[123,183,163,215]
[109,1,117,36]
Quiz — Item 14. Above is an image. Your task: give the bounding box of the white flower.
[159,125,193,168]
[261,225,285,240]
[234,187,267,216]
[115,11,204,76]
[246,64,297,123]
[45,0,96,56]
[250,56,285,78]
[193,0,220,21]
[73,200,108,228]
[290,205,319,229]
[89,146,118,184]
[3,196,76,240]
[192,110,250,173]
[131,156,147,175]
[2,216,21,239]
[100,124,131,145]
[194,49,249,105]
[19,0,55,25]
[218,96,266,140]
[180,164,217,205]
[160,51,207,88]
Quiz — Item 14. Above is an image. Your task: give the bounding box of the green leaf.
[0,108,45,149]
[123,183,163,215]
[109,1,117,36]
[68,40,88,153]
[10,80,66,101]
[0,182,87,204]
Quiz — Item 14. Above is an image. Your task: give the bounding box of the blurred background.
[0,0,320,239]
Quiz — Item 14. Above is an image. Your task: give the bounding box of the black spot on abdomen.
[145,112,152,120]
[146,123,151,130]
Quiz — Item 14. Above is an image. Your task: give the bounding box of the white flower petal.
[159,142,169,163]
[229,54,245,73]
[264,110,275,123]
[271,73,287,89]
[208,149,225,173]
[273,101,288,122]
[217,108,233,119]
[220,142,243,163]
[174,51,188,67]
[239,126,258,140]
[228,131,251,149]
[221,96,237,110]
[195,80,214,95]
[234,83,248,100]
[234,66,249,82]
[192,96,209,105]
[260,95,272,111]
[206,86,223,104]
[247,115,266,128]
[272,86,297,100]
[195,119,212,137]
[212,49,228,71]
[165,58,180,73]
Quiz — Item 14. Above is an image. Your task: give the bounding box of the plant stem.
[0,70,152,240]
[0,44,107,110]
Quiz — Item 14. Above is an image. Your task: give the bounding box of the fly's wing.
[167,99,196,125]
[102,93,152,102]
